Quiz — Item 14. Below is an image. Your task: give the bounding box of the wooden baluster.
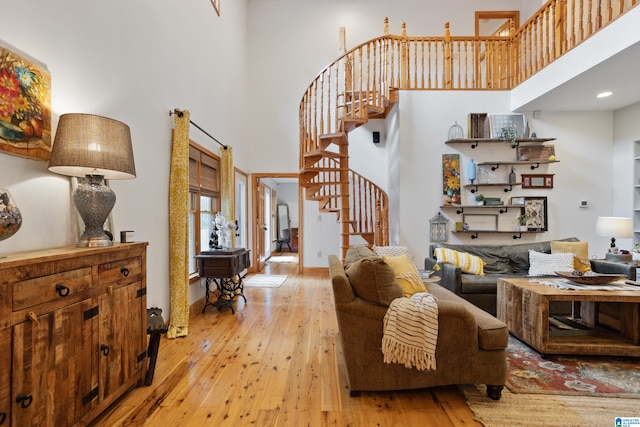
[427,40,432,89]
[444,22,452,89]
[619,0,624,16]
[579,0,585,42]
[384,16,389,36]
[554,0,565,59]
[570,0,576,48]
[596,0,602,30]
[587,0,594,34]
[420,41,426,89]
[463,41,468,89]
[607,0,613,22]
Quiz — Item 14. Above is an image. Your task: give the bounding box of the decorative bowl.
[555,271,626,285]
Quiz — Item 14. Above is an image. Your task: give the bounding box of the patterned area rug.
[243,274,288,288]
[506,335,640,397]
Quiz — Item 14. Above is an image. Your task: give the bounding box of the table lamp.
[48,113,136,247]
[595,216,632,262]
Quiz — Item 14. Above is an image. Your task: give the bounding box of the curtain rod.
[170,108,228,150]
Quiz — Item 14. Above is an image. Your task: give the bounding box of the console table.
[195,248,250,314]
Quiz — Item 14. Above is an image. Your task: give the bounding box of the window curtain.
[221,146,235,248]
[167,110,190,339]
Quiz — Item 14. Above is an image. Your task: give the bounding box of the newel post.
[400,22,408,88]
[444,22,452,89]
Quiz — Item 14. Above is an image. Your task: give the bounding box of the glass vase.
[0,188,22,241]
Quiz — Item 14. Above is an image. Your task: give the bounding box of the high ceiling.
[517,40,640,112]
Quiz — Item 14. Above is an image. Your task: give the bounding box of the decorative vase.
[0,188,22,241]
[467,159,476,184]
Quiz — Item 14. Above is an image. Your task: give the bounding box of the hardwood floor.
[91,253,482,426]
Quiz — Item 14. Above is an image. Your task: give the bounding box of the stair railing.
[300,0,638,258]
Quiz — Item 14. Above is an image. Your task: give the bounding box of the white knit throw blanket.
[382,292,438,371]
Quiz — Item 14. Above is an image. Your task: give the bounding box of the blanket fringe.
[382,336,436,371]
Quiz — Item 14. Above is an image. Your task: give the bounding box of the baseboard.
[190,296,206,318]
[302,266,329,274]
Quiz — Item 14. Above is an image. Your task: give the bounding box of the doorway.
[252,173,302,274]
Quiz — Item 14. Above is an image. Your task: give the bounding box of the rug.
[268,255,295,263]
[243,274,288,288]
[462,384,640,427]
[506,335,640,397]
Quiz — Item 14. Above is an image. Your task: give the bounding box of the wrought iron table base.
[202,275,246,314]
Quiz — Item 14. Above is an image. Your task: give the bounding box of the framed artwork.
[523,196,548,231]
[522,174,554,189]
[516,145,555,162]
[0,39,51,160]
[488,113,525,139]
[442,153,461,206]
[462,214,498,231]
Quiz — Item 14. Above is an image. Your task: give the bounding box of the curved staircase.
[299,3,637,260]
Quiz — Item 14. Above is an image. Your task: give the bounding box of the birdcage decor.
[447,121,464,140]
[430,212,449,242]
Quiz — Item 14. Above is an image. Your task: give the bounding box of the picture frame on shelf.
[516,145,555,162]
[523,196,548,231]
[462,213,498,231]
[522,174,554,189]
[510,196,525,205]
[488,113,526,139]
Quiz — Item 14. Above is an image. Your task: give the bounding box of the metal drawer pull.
[16,393,33,409]
[100,344,110,356]
[55,283,70,297]
[0,411,7,424]
[121,267,130,277]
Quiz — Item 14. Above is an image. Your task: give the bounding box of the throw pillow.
[373,245,419,268]
[434,247,486,276]
[345,256,404,306]
[382,254,427,297]
[344,245,376,269]
[527,250,574,276]
[551,241,592,273]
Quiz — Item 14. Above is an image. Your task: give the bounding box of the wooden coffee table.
[497,277,640,356]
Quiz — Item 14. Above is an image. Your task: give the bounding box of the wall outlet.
[317,251,322,258]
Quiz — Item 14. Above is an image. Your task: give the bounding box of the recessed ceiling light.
[596,91,613,98]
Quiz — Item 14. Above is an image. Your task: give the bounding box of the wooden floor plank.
[90,252,482,426]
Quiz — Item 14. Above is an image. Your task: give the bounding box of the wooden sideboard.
[0,243,148,426]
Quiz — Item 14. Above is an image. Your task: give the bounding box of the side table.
[195,248,251,314]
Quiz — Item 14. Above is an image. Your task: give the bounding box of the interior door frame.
[251,173,302,274]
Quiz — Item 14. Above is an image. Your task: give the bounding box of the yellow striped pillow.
[434,248,486,276]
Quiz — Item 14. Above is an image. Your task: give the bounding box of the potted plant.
[474,193,485,206]
[516,213,529,231]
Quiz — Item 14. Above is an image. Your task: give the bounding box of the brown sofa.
[328,246,508,400]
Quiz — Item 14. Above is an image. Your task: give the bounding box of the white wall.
[613,101,640,251]
[248,0,526,265]
[396,92,615,263]
[0,0,249,314]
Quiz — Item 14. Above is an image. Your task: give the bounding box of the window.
[188,142,220,276]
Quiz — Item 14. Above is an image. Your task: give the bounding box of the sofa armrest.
[591,259,637,279]
[434,261,463,295]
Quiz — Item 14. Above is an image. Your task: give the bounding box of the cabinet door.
[98,280,147,402]
[0,328,9,426]
[11,299,96,427]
